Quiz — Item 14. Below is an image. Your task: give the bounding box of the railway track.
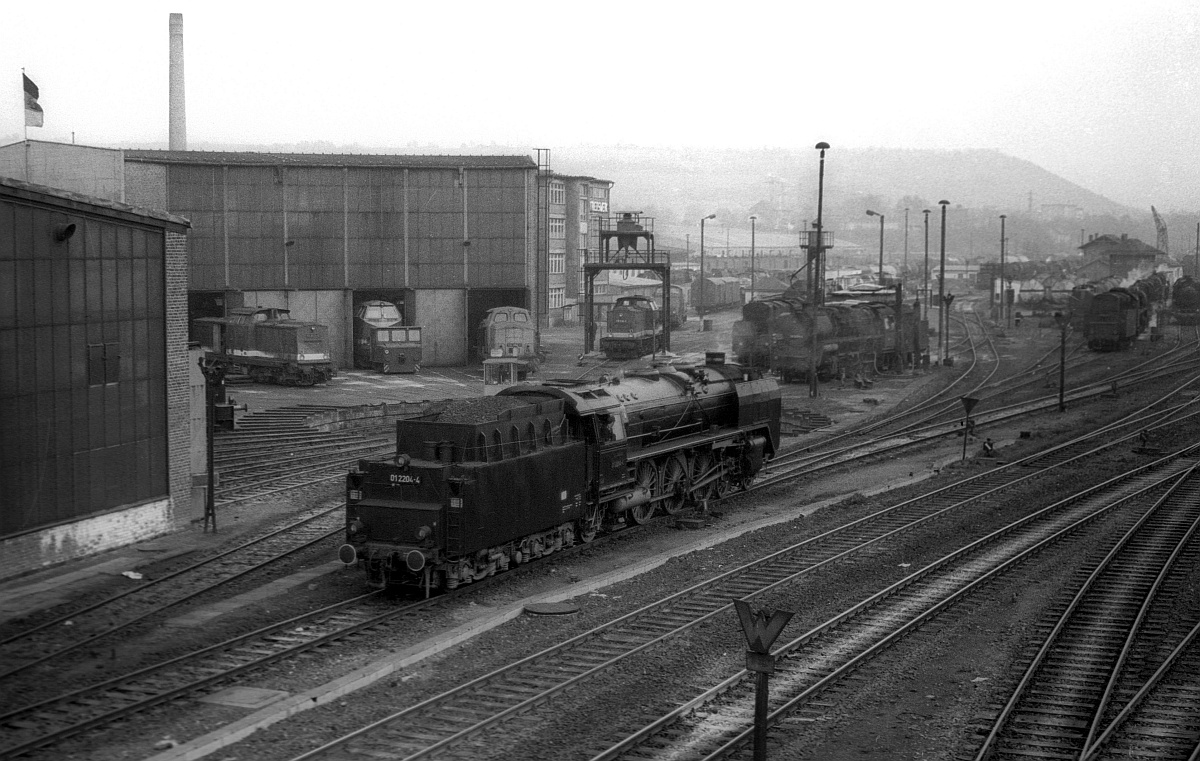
[976,461,1200,760]
[0,502,344,688]
[267,406,1200,760]
[213,406,396,507]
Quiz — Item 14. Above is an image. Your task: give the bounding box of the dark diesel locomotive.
[601,295,665,359]
[340,355,780,592]
[354,300,422,373]
[1084,272,1170,350]
[193,307,335,385]
[731,285,927,382]
[1171,275,1200,326]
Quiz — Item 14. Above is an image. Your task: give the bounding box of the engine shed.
[0,177,193,580]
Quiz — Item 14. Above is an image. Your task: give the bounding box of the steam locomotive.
[193,307,335,385]
[340,355,780,592]
[1084,272,1170,350]
[731,284,927,382]
[601,295,666,359]
[1171,275,1200,326]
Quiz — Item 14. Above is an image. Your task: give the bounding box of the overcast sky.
[3,1,1198,210]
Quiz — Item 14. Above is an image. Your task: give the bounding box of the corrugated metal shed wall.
[0,196,169,537]
[170,164,531,293]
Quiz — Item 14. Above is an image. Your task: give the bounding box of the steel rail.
[974,462,1200,760]
[590,454,1200,761]
[277,417,1200,761]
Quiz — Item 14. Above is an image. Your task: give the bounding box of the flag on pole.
[23,74,43,127]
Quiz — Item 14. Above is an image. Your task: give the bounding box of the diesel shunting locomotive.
[193,307,335,385]
[340,355,780,592]
[354,300,422,373]
[600,295,666,359]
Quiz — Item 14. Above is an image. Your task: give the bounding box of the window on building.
[550,253,565,274]
[549,217,565,239]
[87,342,120,386]
[550,182,565,205]
[549,287,565,309]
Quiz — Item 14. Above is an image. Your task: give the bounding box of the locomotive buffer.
[584,213,672,354]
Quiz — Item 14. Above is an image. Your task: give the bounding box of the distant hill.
[550,145,1135,221]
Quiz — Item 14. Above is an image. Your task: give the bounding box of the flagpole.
[22,68,30,181]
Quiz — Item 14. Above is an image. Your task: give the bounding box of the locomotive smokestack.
[169,13,187,151]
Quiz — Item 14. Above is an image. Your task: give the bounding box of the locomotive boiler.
[193,307,335,385]
[340,355,781,592]
[731,285,927,382]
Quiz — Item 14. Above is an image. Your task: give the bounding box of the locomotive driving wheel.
[690,449,717,504]
[658,453,688,516]
[629,461,658,525]
[714,458,739,499]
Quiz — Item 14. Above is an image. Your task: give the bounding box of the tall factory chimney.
[169,13,187,151]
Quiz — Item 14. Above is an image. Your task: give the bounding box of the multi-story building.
[539,173,612,326]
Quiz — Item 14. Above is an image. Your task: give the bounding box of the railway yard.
[3,300,1200,761]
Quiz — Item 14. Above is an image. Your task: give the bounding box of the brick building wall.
[165,230,193,527]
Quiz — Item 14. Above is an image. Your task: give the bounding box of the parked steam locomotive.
[601,295,666,359]
[354,300,422,373]
[1171,275,1200,326]
[731,285,927,382]
[340,355,780,592]
[1084,272,1170,350]
[193,307,335,385]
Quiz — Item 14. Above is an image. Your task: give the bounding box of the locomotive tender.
[731,284,927,382]
[340,355,781,592]
[601,295,665,359]
[193,307,335,385]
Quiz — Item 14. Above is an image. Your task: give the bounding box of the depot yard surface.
[9,308,1193,761]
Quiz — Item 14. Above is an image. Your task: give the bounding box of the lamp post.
[749,215,758,302]
[866,210,885,285]
[1054,311,1069,412]
[699,213,716,323]
[999,214,1007,327]
[938,200,949,364]
[903,208,909,290]
[922,209,931,326]
[811,142,830,399]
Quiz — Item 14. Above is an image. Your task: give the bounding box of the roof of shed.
[123,149,537,169]
[0,176,191,231]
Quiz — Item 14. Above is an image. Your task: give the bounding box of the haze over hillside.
[551,145,1136,223]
